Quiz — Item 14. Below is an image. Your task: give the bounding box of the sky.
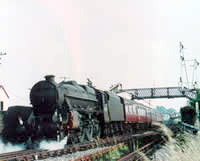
[0,0,200,111]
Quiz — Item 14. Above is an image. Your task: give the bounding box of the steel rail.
[67,131,162,161]
[117,139,164,161]
[0,130,162,161]
[73,143,125,161]
[117,141,154,161]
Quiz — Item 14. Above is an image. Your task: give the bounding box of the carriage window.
[137,106,140,114]
[139,108,141,115]
[130,105,133,114]
[132,105,134,114]
[141,108,145,116]
[141,109,144,116]
[129,106,132,113]
[137,106,139,114]
[138,107,141,115]
[148,110,150,116]
[125,105,128,113]
[127,105,130,113]
[138,108,141,115]
[131,105,133,113]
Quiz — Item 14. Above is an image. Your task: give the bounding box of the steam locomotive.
[2,75,162,145]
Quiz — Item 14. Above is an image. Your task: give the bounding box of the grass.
[92,144,129,161]
[78,123,200,161]
[152,123,200,161]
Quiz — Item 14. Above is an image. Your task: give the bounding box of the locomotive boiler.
[2,75,163,146]
[29,75,104,143]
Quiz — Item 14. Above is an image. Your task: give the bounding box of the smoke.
[39,137,68,150]
[0,138,25,154]
[0,137,68,154]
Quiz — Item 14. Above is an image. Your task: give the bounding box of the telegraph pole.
[179,42,199,89]
[179,42,190,88]
[179,43,200,129]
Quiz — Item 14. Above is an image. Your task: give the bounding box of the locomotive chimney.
[45,75,55,83]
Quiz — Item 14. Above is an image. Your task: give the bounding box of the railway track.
[0,149,47,161]
[0,130,164,161]
[74,131,164,161]
[118,140,164,161]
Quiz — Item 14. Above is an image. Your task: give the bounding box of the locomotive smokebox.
[45,75,55,83]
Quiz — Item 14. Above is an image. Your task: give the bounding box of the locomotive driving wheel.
[79,113,101,143]
[86,124,94,141]
[79,122,94,143]
[93,122,101,139]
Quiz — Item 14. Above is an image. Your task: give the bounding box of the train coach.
[2,75,163,146]
[124,99,162,129]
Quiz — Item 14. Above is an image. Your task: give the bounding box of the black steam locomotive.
[2,75,162,146]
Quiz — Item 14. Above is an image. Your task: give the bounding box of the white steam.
[0,138,25,154]
[0,137,68,154]
[39,137,68,150]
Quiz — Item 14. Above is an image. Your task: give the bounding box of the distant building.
[0,86,9,111]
